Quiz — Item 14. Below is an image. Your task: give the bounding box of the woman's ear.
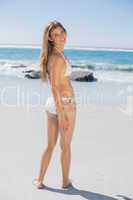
[48,37,53,42]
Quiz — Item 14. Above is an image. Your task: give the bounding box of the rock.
[70,66,97,82]
[24,70,40,79]
[74,72,97,82]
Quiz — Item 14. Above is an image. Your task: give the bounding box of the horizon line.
[0,43,133,52]
[0,43,133,49]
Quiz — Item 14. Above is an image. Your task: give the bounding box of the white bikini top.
[46,48,72,87]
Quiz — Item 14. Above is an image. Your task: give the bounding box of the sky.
[0,0,133,48]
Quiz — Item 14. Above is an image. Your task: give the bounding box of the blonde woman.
[33,21,77,189]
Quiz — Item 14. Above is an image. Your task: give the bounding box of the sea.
[0,45,133,83]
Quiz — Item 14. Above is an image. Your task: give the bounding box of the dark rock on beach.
[70,66,97,82]
[74,72,97,82]
[24,70,40,79]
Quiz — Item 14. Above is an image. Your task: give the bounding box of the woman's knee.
[46,142,56,152]
[60,140,71,152]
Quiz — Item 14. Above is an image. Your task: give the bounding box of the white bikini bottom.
[44,95,75,115]
[44,95,57,115]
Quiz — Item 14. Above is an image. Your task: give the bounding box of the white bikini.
[44,47,75,115]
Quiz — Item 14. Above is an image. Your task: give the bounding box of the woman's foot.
[62,179,73,189]
[32,179,46,189]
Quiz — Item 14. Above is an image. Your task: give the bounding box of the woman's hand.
[58,110,69,132]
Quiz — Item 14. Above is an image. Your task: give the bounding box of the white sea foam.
[0,59,39,79]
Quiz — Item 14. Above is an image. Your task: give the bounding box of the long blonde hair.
[40,20,67,82]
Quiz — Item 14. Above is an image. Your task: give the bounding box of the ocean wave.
[0,59,39,78]
[71,61,133,72]
[0,59,133,83]
[1,59,133,72]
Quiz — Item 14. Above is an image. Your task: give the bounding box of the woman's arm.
[49,54,65,115]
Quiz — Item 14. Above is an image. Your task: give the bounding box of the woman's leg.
[36,111,59,183]
[59,103,76,187]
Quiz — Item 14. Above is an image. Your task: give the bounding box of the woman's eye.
[54,31,65,37]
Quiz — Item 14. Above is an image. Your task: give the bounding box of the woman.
[33,20,77,189]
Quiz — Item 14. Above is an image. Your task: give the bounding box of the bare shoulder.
[48,52,65,68]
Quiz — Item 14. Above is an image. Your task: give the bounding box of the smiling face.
[49,26,67,47]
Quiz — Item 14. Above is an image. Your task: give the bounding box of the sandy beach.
[0,77,133,200]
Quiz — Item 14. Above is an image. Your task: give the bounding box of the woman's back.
[46,51,74,97]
